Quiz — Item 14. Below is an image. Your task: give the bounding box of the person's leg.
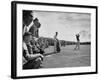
[33,57,42,68]
[23,60,35,69]
[74,42,78,50]
[57,42,61,53]
[23,57,42,69]
[77,41,80,50]
[57,46,60,53]
[54,41,57,53]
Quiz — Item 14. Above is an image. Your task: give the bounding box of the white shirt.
[23,21,34,34]
[23,42,28,51]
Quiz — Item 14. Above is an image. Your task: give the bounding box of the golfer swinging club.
[74,33,80,50]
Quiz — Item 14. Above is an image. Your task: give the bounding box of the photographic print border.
[11,1,98,79]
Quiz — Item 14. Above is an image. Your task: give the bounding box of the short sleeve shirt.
[23,42,28,51]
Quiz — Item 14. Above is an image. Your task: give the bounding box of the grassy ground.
[41,45,91,68]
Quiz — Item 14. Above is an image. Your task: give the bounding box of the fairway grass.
[42,45,91,68]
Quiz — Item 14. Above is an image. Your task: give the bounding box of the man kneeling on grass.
[23,32,44,69]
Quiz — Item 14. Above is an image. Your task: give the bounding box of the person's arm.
[25,52,43,60]
[23,42,43,61]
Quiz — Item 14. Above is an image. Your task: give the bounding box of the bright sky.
[32,11,91,42]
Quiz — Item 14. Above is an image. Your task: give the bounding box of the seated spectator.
[30,37,45,55]
[23,32,44,69]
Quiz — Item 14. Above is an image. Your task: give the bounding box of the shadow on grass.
[44,52,57,56]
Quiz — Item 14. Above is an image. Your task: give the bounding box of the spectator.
[29,18,41,38]
[23,32,44,69]
[30,37,45,55]
[23,10,33,34]
[54,32,61,53]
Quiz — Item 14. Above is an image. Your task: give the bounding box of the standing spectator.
[29,18,41,38]
[23,10,33,34]
[54,32,61,53]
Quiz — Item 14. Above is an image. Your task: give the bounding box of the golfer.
[74,33,80,50]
